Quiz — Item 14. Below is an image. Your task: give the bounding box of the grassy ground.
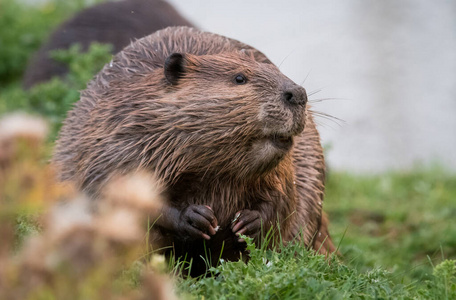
[1,0,455,298]
[325,168,456,283]
[172,169,456,299]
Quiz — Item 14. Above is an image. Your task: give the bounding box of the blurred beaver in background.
[22,0,193,88]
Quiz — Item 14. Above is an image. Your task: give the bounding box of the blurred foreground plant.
[0,113,178,300]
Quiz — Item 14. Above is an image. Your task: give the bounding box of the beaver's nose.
[282,85,307,106]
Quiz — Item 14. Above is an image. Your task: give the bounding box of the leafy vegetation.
[0,0,103,84]
[0,42,112,138]
[0,0,112,137]
[176,238,456,299]
[0,0,455,299]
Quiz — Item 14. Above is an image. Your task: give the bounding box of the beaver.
[53,26,335,276]
[23,0,193,89]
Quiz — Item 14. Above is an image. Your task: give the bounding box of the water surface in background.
[25,0,456,172]
[169,0,456,172]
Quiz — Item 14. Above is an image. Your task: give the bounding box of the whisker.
[311,110,345,123]
[312,116,343,130]
[313,119,339,130]
[307,89,322,97]
[278,49,296,69]
[300,69,312,86]
[309,109,345,127]
[309,97,344,104]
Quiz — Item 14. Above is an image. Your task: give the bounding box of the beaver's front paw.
[231,209,262,242]
[177,205,218,240]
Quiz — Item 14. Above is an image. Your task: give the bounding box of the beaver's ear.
[164,53,188,85]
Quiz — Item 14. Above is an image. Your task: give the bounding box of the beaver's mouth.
[269,134,293,150]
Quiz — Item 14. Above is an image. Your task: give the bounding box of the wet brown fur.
[53,26,335,275]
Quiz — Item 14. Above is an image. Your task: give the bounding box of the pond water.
[169,0,456,172]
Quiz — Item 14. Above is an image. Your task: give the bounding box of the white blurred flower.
[0,113,48,142]
[103,172,163,213]
[96,208,143,243]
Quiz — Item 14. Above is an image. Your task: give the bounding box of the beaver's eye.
[234,74,247,85]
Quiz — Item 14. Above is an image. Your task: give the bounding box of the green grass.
[175,236,456,299]
[172,169,456,299]
[325,168,456,283]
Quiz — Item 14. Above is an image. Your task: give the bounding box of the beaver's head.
[157,51,307,179]
[54,27,309,193]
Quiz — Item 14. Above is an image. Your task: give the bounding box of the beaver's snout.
[259,82,307,143]
[281,84,307,106]
[281,83,307,137]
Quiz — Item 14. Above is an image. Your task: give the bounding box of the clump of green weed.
[417,259,456,299]
[176,235,416,299]
[0,42,112,137]
[0,0,102,84]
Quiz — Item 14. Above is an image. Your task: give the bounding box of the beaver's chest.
[167,175,256,227]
